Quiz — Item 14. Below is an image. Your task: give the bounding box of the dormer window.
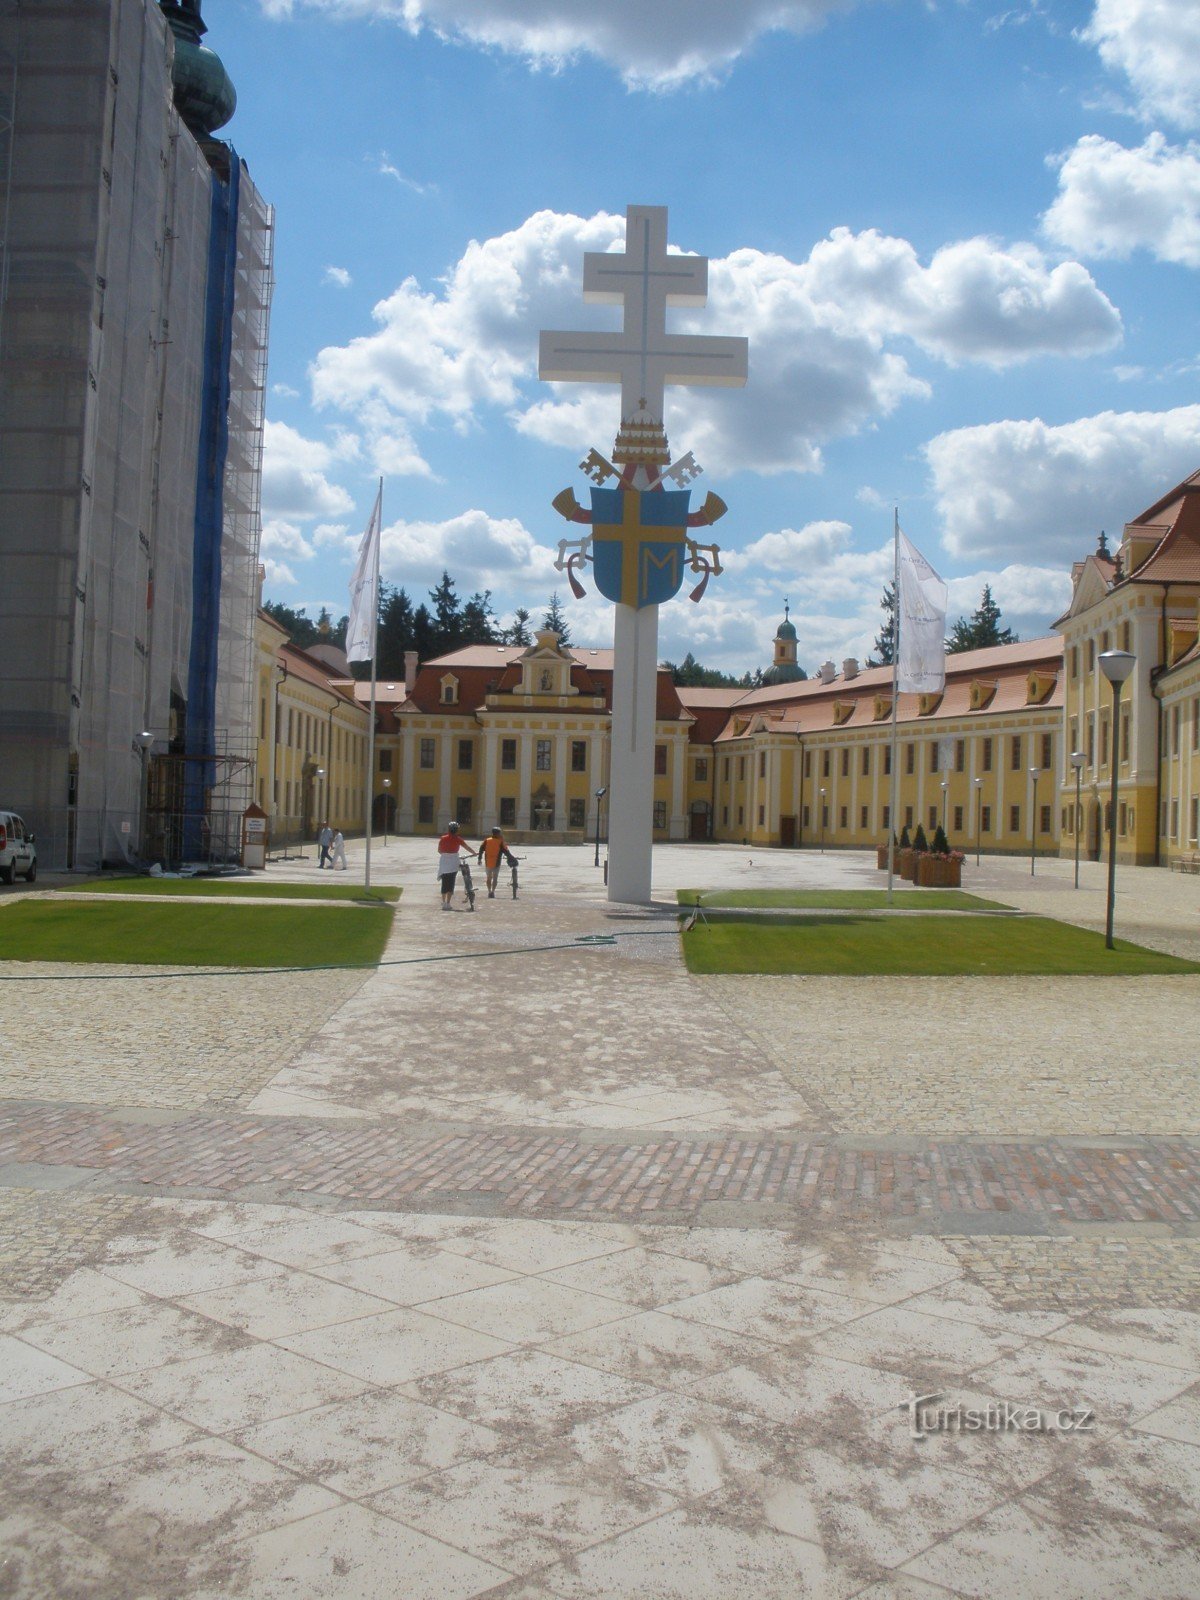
[969,680,998,711]
[872,695,892,722]
[440,674,459,706]
[918,692,943,716]
[1026,671,1056,705]
[832,700,854,725]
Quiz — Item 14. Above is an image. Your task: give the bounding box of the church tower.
[762,602,803,685]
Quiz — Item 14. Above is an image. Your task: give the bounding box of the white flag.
[896,529,947,694]
[345,486,381,664]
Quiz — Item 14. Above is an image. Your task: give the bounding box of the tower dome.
[159,1,236,140]
[762,600,803,685]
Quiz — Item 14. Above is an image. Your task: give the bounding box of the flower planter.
[897,848,916,881]
[876,845,892,871]
[916,854,962,888]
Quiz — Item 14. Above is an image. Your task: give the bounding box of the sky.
[213,0,1200,674]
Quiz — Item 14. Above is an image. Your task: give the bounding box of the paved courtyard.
[1,840,1198,1597]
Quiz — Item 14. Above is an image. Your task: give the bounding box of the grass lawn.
[677,888,1005,912]
[681,912,1200,977]
[0,899,395,968]
[65,877,400,904]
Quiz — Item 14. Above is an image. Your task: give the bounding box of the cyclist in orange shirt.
[477,827,516,898]
[436,821,477,909]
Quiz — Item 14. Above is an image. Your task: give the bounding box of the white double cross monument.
[539,204,748,903]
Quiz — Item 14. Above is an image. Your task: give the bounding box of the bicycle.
[458,856,477,912]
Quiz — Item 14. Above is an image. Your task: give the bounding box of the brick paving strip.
[2,1101,1198,1233]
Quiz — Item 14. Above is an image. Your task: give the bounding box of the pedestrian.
[436,821,476,908]
[317,820,332,868]
[477,826,516,897]
[330,828,347,870]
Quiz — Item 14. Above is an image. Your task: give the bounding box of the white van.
[0,812,37,884]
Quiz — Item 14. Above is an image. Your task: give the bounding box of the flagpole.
[363,478,382,890]
[887,506,899,906]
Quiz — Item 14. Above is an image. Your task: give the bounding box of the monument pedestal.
[607,602,658,904]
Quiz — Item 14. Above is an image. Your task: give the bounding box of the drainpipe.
[1151,583,1173,868]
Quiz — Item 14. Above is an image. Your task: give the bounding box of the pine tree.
[460,590,499,644]
[543,591,572,647]
[872,582,897,666]
[947,584,1017,654]
[428,571,462,656]
[262,600,320,650]
[506,607,532,646]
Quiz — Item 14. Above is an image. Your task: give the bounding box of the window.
[930,743,940,773]
[723,757,731,781]
[723,805,730,825]
[1191,796,1199,843]
[1087,639,1095,670]
[1010,735,1022,771]
[501,738,517,771]
[571,740,587,772]
[803,751,811,778]
[418,795,434,824]
[954,806,963,831]
[760,751,768,780]
[499,796,515,826]
[456,796,472,825]
[737,805,744,825]
[654,744,668,777]
[884,745,892,775]
[441,678,457,705]
[822,804,829,828]
[802,805,810,827]
[1173,704,1181,756]
[839,806,848,829]
[758,805,766,826]
[982,737,993,772]
[841,749,849,778]
[882,805,890,829]
[569,797,586,829]
[1010,804,1020,834]
[1040,804,1052,835]
[929,806,938,829]
[981,805,991,833]
[1040,733,1052,770]
[1070,646,1078,680]
[536,739,552,771]
[259,698,266,740]
[695,758,708,782]
[955,739,965,773]
[457,739,473,771]
[905,805,913,826]
[822,750,831,778]
[653,801,667,829]
[860,805,869,829]
[905,743,915,775]
[738,756,746,781]
[1100,716,1109,768]
[1171,799,1180,838]
[379,749,393,772]
[419,738,435,770]
[1087,718,1095,766]
[1122,621,1132,651]
[862,747,870,776]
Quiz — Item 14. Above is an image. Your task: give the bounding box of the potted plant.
[916,823,965,887]
[877,831,899,871]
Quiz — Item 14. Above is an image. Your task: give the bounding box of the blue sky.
[215,0,1199,672]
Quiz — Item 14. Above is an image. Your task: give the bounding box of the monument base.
[607,602,658,904]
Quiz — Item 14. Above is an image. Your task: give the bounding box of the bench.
[1170,852,1200,874]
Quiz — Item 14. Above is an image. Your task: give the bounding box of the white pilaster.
[398,722,415,833]
[439,727,453,830]
[608,603,658,902]
[518,734,533,831]
[669,730,687,839]
[554,728,568,833]
[482,728,498,829]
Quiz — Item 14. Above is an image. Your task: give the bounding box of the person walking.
[437,821,476,909]
[317,820,333,869]
[330,828,347,870]
[478,826,516,897]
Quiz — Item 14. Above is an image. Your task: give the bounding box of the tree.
[665,651,750,688]
[947,584,1017,654]
[871,582,897,666]
[427,571,462,656]
[542,591,572,647]
[505,607,532,646]
[262,600,321,650]
[460,590,499,644]
[372,584,415,679]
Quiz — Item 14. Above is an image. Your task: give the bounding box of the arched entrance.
[689,800,712,841]
[372,792,397,832]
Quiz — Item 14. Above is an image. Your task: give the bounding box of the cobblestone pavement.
[1,842,1198,1599]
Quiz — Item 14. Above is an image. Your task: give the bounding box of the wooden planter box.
[876,845,893,871]
[897,848,916,881]
[916,854,962,888]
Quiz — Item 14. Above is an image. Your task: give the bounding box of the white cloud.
[925,404,1200,561]
[262,557,299,586]
[261,0,856,89]
[732,520,852,573]
[378,509,557,594]
[260,419,356,522]
[271,381,300,398]
[1043,134,1200,267]
[1083,0,1200,131]
[312,210,1118,481]
[261,518,317,559]
[374,152,436,194]
[323,265,353,288]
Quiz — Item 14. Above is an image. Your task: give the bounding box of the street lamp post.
[1070,750,1086,889]
[382,777,391,846]
[819,788,826,853]
[1099,650,1136,949]
[1028,767,1040,876]
[973,777,983,866]
[939,779,948,834]
[593,787,608,868]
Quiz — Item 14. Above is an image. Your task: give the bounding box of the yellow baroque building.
[251,468,1200,867]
